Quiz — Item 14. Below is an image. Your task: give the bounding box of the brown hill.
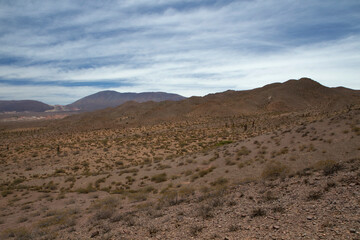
[0,100,54,113]
[66,91,186,111]
[58,78,360,130]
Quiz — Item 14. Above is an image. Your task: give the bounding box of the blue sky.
[0,0,359,104]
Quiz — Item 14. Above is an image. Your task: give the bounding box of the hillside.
[0,100,54,113]
[0,77,360,239]
[0,104,359,239]
[66,91,186,111]
[59,78,360,130]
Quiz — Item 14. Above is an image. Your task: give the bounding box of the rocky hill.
[66,91,186,111]
[59,78,360,130]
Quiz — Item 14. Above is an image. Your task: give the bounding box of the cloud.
[0,0,359,104]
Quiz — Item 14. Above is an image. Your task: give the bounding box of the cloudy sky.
[0,0,359,104]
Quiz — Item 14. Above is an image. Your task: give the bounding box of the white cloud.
[0,0,359,103]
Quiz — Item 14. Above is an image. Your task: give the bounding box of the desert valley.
[0,78,359,239]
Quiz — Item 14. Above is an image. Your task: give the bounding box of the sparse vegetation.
[0,88,359,239]
[261,161,289,179]
[151,173,167,183]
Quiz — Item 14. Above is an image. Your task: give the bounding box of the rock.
[91,231,99,238]
[349,228,356,233]
[307,216,313,220]
[273,225,280,230]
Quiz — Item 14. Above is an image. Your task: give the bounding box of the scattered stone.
[307,216,313,220]
[273,225,280,230]
[91,231,99,238]
[350,228,356,233]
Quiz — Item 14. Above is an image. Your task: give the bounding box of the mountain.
[59,78,360,129]
[0,100,54,113]
[66,91,186,111]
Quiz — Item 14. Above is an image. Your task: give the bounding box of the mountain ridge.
[0,100,54,113]
[57,78,360,130]
[66,91,186,111]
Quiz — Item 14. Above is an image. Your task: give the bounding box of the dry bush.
[93,208,113,220]
[197,204,214,219]
[191,166,216,181]
[307,190,323,201]
[263,190,278,202]
[75,183,96,194]
[237,146,251,158]
[1,227,33,240]
[261,161,289,179]
[37,209,78,229]
[210,177,228,187]
[189,225,203,237]
[251,208,266,218]
[151,173,167,183]
[314,160,342,176]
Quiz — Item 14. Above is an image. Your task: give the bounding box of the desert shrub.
[17,216,28,223]
[216,140,233,146]
[314,160,342,176]
[1,227,33,240]
[75,183,96,193]
[228,224,240,232]
[127,191,148,202]
[65,176,76,182]
[261,161,289,179]
[123,214,136,226]
[324,181,336,191]
[208,197,223,208]
[272,205,285,213]
[189,225,203,237]
[178,186,195,198]
[263,190,278,202]
[91,196,119,210]
[210,177,228,187]
[93,208,113,220]
[54,169,65,174]
[37,209,78,229]
[160,189,179,206]
[151,173,167,183]
[237,146,251,158]
[1,190,13,197]
[351,125,360,135]
[197,204,213,219]
[156,164,171,170]
[110,213,122,223]
[148,225,159,237]
[250,208,266,218]
[307,190,323,201]
[191,166,216,181]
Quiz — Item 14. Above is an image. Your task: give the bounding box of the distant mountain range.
[58,78,360,129]
[0,100,54,113]
[0,91,186,113]
[2,79,360,116]
[66,91,186,111]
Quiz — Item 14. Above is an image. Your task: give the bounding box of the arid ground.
[0,79,360,239]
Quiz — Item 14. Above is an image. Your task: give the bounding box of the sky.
[0,0,360,105]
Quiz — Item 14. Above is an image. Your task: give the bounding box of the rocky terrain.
[0,78,359,239]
